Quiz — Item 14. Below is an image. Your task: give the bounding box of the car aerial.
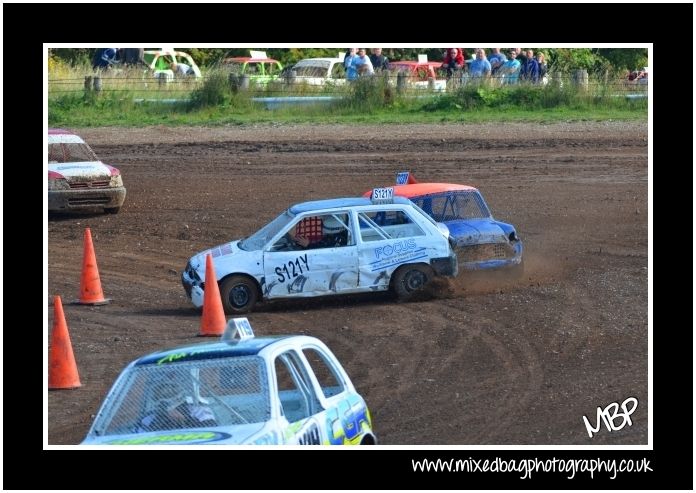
[81,318,377,445]
[285,55,347,86]
[388,60,447,91]
[48,129,126,214]
[364,173,523,273]
[142,48,202,79]
[220,50,283,85]
[182,190,458,313]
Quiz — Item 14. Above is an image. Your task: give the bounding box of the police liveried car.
[82,318,377,445]
[182,189,458,313]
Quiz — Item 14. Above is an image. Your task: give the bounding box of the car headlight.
[110,175,123,187]
[48,178,70,191]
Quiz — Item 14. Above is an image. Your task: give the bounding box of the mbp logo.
[582,396,638,438]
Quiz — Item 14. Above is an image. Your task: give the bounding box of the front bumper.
[457,240,523,270]
[48,187,126,211]
[181,264,204,308]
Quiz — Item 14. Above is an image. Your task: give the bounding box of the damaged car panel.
[48,129,126,214]
[182,193,457,313]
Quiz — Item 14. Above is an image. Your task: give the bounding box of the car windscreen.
[410,191,491,221]
[48,143,99,163]
[90,357,270,436]
[238,210,295,251]
[292,60,330,77]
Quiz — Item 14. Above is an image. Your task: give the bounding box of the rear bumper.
[430,251,458,277]
[48,187,126,211]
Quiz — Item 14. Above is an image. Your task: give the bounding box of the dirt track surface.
[47,122,648,445]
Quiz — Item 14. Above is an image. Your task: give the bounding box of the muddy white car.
[82,318,377,445]
[48,129,126,214]
[182,190,458,313]
[285,56,347,86]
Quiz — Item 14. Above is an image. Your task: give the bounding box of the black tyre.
[104,206,121,214]
[220,275,258,314]
[392,264,433,300]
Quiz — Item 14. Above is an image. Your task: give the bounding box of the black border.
[16,1,692,490]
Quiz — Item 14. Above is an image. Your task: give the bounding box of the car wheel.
[220,275,258,314]
[392,264,432,300]
[104,207,121,214]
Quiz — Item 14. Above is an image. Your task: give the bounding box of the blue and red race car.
[365,172,523,273]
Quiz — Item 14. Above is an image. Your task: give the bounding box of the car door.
[263,212,358,298]
[356,207,429,290]
[272,349,326,445]
[299,344,370,444]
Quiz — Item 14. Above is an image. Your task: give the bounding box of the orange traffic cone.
[49,296,82,389]
[199,253,227,337]
[76,228,110,305]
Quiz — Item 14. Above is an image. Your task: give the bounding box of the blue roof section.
[290,196,411,214]
[134,336,290,366]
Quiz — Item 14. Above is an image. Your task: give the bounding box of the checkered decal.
[296,217,323,243]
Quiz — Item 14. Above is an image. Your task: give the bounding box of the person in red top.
[441,48,465,77]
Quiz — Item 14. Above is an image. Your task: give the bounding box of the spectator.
[92,48,119,71]
[345,48,359,81]
[469,49,491,80]
[536,52,548,84]
[500,49,521,85]
[138,381,216,432]
[352,49,374,77]
[519,49,540,83]
[369,48,390,71]
[120,48,145,67]
[170,62,193,77]
[441,48,464,78]
[488,48,507,77]
[514,48,527,65]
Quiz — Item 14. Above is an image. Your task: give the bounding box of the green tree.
[596,48,648,71]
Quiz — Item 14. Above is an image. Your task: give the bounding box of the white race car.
[82,318,376,445]
[182,189,458,313]
[48,129,126,214]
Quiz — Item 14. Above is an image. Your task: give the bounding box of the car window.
[302,347,346,399]
[358,209,425,242]
[275,351,321,423]
[267,62,281,76]
[90,358,270,436]
[48,143,99,163]
[411,192,491,221]
[330,63,345,78]
[239,210,295,251]
[271,213,352,251]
